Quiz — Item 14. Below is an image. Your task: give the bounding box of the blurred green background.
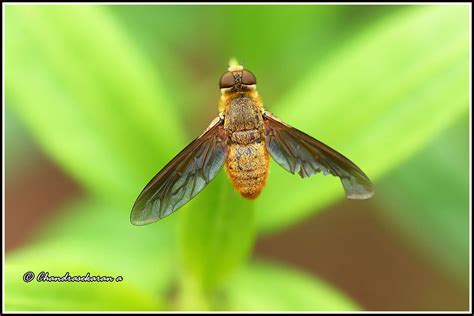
[4,4,470,311]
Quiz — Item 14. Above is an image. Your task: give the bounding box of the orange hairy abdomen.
[226,142,269,199]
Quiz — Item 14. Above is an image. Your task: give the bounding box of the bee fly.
[131,62,374,225]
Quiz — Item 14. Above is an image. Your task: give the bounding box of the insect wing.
[131,118,228,225]
[263,112,373,199]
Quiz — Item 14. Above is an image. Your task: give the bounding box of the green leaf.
[377,114,469,283]
[218,6,397,107]
[4,260,164,311]
[226,260,360,311]
[6,199,177,302]
[255,5,470,233]
[177,172,256,308]
[5,5,185,203]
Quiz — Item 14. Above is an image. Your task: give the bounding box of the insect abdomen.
[226,136,269,200]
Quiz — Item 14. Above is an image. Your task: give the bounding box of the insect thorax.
[224,95,262,133]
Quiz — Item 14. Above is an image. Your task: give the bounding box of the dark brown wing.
[131,117,228,225]
[263,112,374,199]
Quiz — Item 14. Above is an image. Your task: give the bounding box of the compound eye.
[219,72,235,89]
[242,70,256,85]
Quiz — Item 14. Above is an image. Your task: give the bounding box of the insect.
[130,62,374,225]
